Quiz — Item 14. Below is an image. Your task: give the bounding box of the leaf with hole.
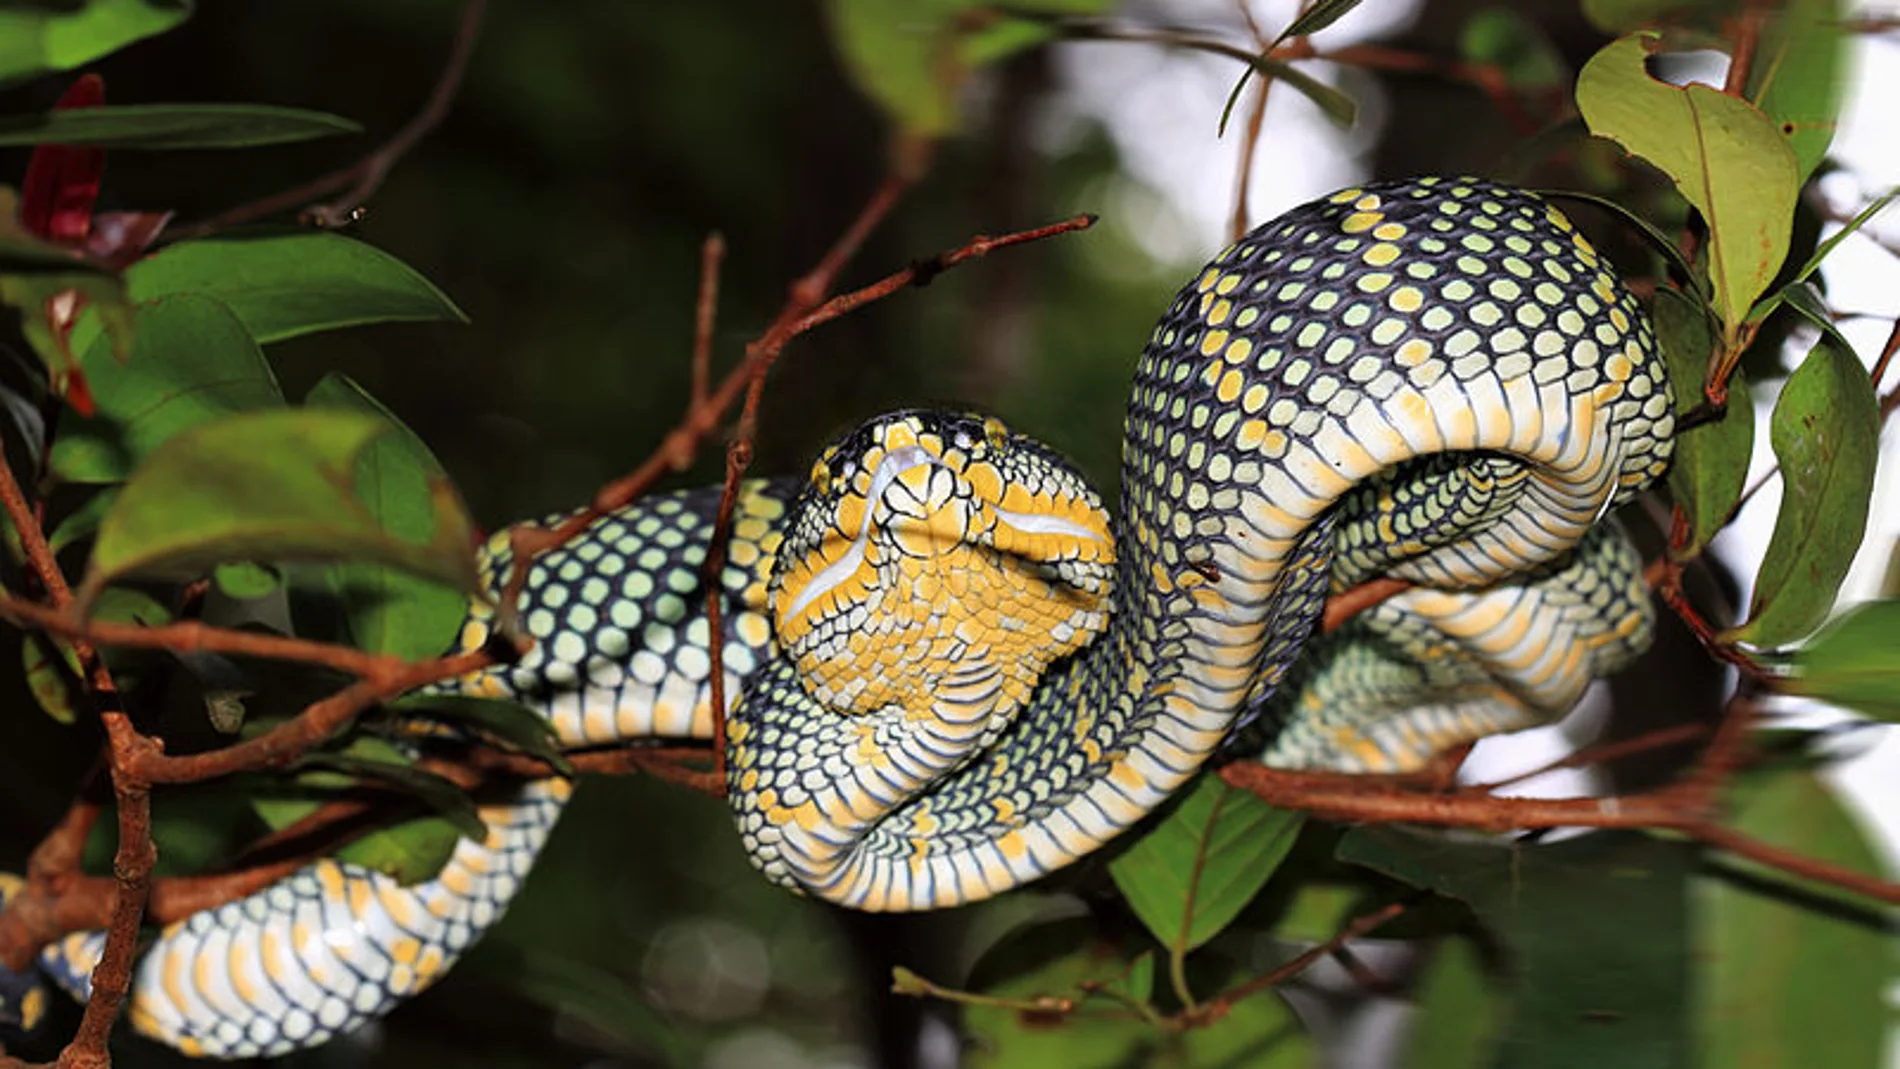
[301,373,472,660]
[1727,332,1877,647]
[1655,287,1753,555]
[1108,773,1305,952]
[1576,32,1800,339]
[1788,600,1900,719]
[79,408,481,610]
[1339,828,1692,1069]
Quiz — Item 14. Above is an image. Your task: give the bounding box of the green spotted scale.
[5,177,1672,1057]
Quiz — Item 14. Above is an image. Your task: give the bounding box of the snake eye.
[953,430,975,451]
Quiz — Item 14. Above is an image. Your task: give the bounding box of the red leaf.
[20,74,107,247]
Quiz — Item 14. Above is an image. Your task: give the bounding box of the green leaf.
[1576,32,1801,339]
[71,230,467,354]
[1459,9,1565,90]
[249,733,468,887]
[23,632,82,724]
[387,695,572,774]
[1339,828,1693,1069]
[1109,774,1305,952]
[962,918,1159,1069]
[1580,0,1725,34]
[823,1,1114,136]
[79,408,481,608]
[50,293,284,484]
[295,753,486,840]
[302,374,472,660]
[0,0,191,86]
[1405,937,1499,1069]
[0,104,360,149]
[1728,333,1879,646]
[1275,0,1364,42]
[1744,0,1847,183]
[1656,287,1753,554]
[1697,770,1892,1069]
[212,561,280,600]
[1789,600,1900,718]
[49,487,117,553]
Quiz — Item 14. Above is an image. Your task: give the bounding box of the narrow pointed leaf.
[1655,287,1753,554]
[1576,32,1800,337]
[1108,774,1304,952]
[0,104,360,149]
[388,695,572,774]
[1728,333,1878,647]
[1789,600,1900,718]
[80,408,481,607]
[75,230,467,351]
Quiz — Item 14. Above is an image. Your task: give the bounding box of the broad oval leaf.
[79,408,481,608]
[0,0,191,86]
[1655,287,1753,554]
[1576,32,1800,338]
[1728,334,1878,647]
[1108,773,1305,953]
[1745,0,1847,183]
[1697,769,1892,1069]
[1339,828,1693,1069]
[51,293,284,483]
[115,230,464,346]
[0,104,360,149]
[300,373,472,659]
[1788,600,1900,718]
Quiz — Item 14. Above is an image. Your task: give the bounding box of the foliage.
[0,2,1895,1068]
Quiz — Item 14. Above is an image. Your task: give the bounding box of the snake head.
[771,409,1115,719]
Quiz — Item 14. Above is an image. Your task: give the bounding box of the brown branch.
[162,0,488,240]
[1321,576,1411,634]
[1723,1,1771,98]
[0,595,404,681]
[1185,897,1415,1026]
[1466,722,1710,793]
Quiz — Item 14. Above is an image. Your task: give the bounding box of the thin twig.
[1184,897,1416,1026]
[690,233,726,414]
[0,594,404,681]
[162,0,488,240]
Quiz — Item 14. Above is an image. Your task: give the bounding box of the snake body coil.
[3,177,1672,1057]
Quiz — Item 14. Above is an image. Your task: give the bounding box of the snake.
[0,177,1672,1057]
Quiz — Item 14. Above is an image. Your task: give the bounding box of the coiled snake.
[0,177,1672,1057]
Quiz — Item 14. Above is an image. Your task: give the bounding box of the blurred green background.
[0,2,1726,1066]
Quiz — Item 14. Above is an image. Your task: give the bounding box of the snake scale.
[0,177,1672,1057]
